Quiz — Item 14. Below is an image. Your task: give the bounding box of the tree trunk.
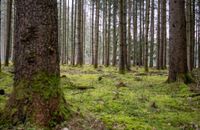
[127,0,132,70]
[66,0,70,64]
[94,0,100,68]
[112,0,117,66]
[133,0,138,66]
[5,0,68,127]
[144,0,150,72]
[0,0,1,72]
[5,0,13,66]
[70,0,75,65]
[105,0,111,67]
[76,0,83,66]
[149,0,154,67]
[119,0,126,74]
[73,0,78,65]
[156,0,161,69]
[91,1,95,65]
[160,0,166,69]
[168,0,188,82]
[62,0,67,64]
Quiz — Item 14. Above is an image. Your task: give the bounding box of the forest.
[0,0,200,130]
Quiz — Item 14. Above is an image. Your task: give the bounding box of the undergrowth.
[0,65,200,130]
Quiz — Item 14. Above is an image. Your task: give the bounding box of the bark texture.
[5,0,68,127]
[168,0,188,82]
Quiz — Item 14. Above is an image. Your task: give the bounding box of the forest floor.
[0,65,200,130]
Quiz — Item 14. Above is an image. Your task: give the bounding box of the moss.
[1,66,200,129]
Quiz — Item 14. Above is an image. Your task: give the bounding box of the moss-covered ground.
[0,65,200,130]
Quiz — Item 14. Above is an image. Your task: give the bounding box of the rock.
[0,89,5,95]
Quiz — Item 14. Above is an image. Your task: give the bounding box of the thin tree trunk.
[91,1,94,65]
[144,0,150,72]
[73,0,78,65]
[127,0,132,70]
[62,0,67,64]
[160,0,166,69]
[94,0,100,68]
[0,0,1,72]
[66,0,70,64]
[5,0,13,66]
[156,0,161,69]
[149,0,154,67]
[105,0,111,67]
[112,0,117,66]
[133,0,138,66]
[70,0,74,65]
[119,0,127,74]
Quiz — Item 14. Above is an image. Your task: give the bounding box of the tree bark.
[119,0,126,74]
[160,0,166,69]
[127,0,132,70]
[62,0,67,64]
[5,0,13,66]
[168,0,188,82]
[0,0,1,72]
[94,0,100,68]
[112,0,117,66]
[156,0,161,69]
[149,0,154,67]
[91,1,95,65]
[144,0,150,72]
[105,0,111,67]
[5,0,67,127]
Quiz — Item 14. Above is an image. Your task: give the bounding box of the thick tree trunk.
[168,0,188,82]
[94,0,100,68]
[4,0,68,127]
[5,0,13,66]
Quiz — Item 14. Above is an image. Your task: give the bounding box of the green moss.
[1,66,200,129]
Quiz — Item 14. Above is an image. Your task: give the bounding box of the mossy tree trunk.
[5,0,68,127]
[168,0,188,82]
